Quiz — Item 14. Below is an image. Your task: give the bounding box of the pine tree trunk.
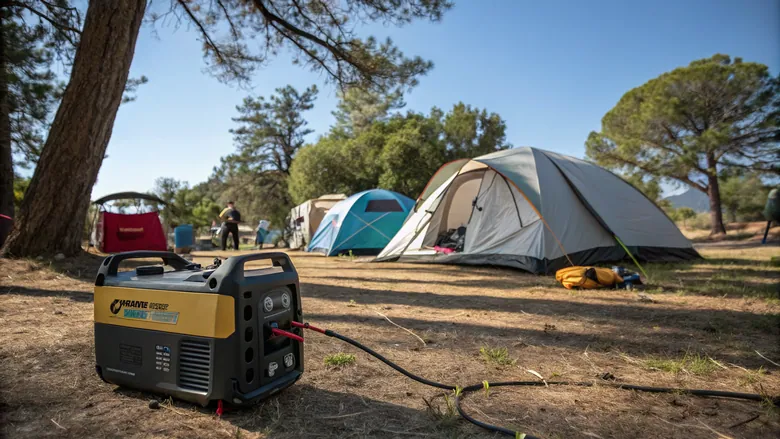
[0,8,14,248]
[705,153,727,236]
[1,0,146,257]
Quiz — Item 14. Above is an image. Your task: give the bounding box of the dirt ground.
[1,243,779,438]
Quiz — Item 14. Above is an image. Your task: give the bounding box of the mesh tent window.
[365,199,403,212]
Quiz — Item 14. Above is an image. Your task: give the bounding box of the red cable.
[0,214,11,221]
[291,321,327,334]
[216,400,223,417]
[271,327,304,342]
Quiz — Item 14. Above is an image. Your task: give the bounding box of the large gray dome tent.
[376,147,699,274]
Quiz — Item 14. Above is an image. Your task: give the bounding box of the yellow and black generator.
[94,251,303,406]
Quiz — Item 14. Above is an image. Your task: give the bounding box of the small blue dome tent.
[308,189,414,256]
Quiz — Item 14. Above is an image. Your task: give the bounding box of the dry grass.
[1,242,779,438]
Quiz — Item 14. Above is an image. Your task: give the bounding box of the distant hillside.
[664,189,709,212]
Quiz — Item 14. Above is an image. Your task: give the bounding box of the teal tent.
[308,189,414,256]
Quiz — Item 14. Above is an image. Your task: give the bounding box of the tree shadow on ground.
[95,378,780,439]
[3,296,778,439]
[645,260,779,298]
[0,285,93,302]
[113,383,470,439]
[301,274,557,290]
[45,252,204,283]
[301,282,780,369]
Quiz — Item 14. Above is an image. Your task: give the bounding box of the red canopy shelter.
[91,192,168,253]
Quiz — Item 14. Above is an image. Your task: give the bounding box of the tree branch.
[680,110,703,134]
[252,0,374,85]
[215,0,242,43]
[265,19,339,80]
[254,0,349,58]
[290,0,336,45]
[599,150,708,192]
[41,0,81,25]
[10,1,81,45]
[720,160,780,174]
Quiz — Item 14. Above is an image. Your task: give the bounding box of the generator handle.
[212,252,295,280]
[102,251,193,277]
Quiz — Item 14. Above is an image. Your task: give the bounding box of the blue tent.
[308,189,414,256]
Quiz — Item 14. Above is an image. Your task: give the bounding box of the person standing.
[219,201,241,251]
[255,219,270,248]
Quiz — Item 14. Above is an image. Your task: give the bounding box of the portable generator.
[93,251,303,406]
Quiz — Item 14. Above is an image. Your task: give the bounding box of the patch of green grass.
[346,299,358,307]
[644,352,718,375]
[644,358,684,374]
[423,393,460,430]
[323,352,356,367]
[479,346,516,366]
[338,250,356,261]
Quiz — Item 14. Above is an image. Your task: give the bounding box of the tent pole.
[614,235,648,278]
[500,175,524,229]
[331,212,391,252]
[485,167,574,268]
[466,171,494,225]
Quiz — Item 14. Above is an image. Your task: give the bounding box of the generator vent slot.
[178,340,211,392]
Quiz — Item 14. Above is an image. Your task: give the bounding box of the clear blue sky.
[91,0,779,199]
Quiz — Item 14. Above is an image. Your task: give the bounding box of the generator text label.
[110,299,169,315]
[109,298,177,325]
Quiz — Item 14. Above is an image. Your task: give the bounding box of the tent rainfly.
[308,189,414,256]
[376,147,699,274]
[288,194,347,249]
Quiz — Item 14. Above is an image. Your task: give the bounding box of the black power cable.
[311,326,779,438]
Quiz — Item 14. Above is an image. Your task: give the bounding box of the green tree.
[111,199,144,214]
[676,207,697,228]
[220,85,318,232]
[289,138,357,203]
[150,178,222,229]
[289,102,511,202]
[331,88,405,137]
[664,206,680,222]
[231,85,317,175]
[720,173,769,222]
[442,102,511,159]
[12,176,30,211]
[3,0,451,257]
[378,113,446,196]
[586,54,780,236]
[289,124,390,204]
